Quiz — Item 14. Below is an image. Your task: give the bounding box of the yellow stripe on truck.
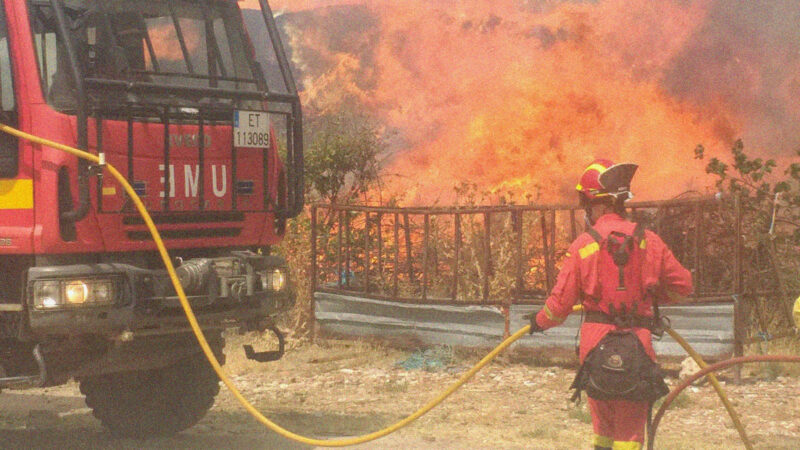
[0,179,33,209]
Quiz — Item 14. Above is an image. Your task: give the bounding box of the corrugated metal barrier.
[315,292,734,357]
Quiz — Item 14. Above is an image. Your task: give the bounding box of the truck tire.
[80,342,224,438]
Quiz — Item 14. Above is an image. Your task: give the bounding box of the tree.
[304,108,386,206]
[696,140,800,331]
[696,140,800,243]
[277,107,387,336]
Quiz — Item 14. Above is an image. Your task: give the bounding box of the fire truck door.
[0,2,32,254]
[0,4,16,179]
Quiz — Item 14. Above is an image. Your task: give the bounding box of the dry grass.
[211,334,800,449]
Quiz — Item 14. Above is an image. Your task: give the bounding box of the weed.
[520,427,548,439]
[760,362,783,380]
[568,404,592,424]
[382,380,409,393]
[655,391,693,410]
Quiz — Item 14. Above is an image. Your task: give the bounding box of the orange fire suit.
[534,213,692,449]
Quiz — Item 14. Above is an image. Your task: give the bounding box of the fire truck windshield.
[28,0,262,111]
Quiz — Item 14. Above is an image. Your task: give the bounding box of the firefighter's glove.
[523,312,544,334]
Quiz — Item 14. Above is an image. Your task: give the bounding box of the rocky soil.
[1,334,798,449]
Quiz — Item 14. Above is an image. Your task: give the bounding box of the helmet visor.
[598,163,638,198]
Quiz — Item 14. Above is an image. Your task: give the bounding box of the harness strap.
[584,310,655,330]
[585,222,646,245]
[633,222,645,243]
[585,224,603,244]
[585,223,647,292]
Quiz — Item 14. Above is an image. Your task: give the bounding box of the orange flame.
[145,22,201,64]
[241,0,356,11]
[247,0,800,204]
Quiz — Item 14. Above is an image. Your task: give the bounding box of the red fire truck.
[0,0,303,437]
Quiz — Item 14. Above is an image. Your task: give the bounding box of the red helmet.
[576,158,638,202]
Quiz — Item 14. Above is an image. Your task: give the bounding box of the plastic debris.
[395,346,454,372]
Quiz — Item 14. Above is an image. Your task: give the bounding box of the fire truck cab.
[0,0,302,437]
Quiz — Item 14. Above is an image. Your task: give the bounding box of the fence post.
[483,212,491,303]
[310,205,317,342]
[569,208,577,241]
[502,305,510,339]
[733,193,743,384]
[549,209,556,266]
[541,211,553,292]
[514,210,524,299]
[364,212,370,294]
[310,205,317,293]
[404,213,414,285]
[345,211,351,288]
[453,213,461,301]
[337,209,343,288]
[393,213,400,299]
[693,201,702,295]
[422,214,429,300]
[377,213,383,282]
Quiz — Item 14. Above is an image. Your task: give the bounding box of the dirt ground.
[1,333,799,450]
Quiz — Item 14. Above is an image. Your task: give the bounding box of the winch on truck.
[0,0,302,437]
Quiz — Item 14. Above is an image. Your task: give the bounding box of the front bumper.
[25,252,292,338]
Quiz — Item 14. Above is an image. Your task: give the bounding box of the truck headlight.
[33,278,117,310]
[65,281,88,304]
[260,268,287,292]
[34,281,61,309]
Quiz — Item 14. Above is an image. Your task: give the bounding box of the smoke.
[244,0,800,204]
[662,0,800,156]
[241,0,358,13]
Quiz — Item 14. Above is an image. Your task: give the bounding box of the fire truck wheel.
[79,340,224,438]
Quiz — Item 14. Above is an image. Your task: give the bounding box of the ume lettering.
[159,164,228,198]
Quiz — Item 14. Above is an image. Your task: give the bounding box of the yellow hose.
[0,123,543,446]
[665,327,752,449]
[793,294,800,329]
[0,123,750,448]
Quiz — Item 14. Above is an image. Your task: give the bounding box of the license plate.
[233,110,270,148]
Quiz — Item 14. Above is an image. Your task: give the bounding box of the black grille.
[123,212,245,225]
[127,227,241,241]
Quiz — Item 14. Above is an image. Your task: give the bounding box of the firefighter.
[527,158,693,450]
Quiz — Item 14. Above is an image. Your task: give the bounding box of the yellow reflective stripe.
[612,440,642,450]
[793,295,800,328]
[579,241,599,259]
[639,239,646,249]
[584,163,609,175]
[102,186,117,196]
[542,304,567,324]
[593,434,613,447]
[0,179,33,209]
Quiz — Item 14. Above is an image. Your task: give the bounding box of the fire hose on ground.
[2,122,797,448]
[647,354,800,450]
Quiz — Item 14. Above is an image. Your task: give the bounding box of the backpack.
[570,330,669,403]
